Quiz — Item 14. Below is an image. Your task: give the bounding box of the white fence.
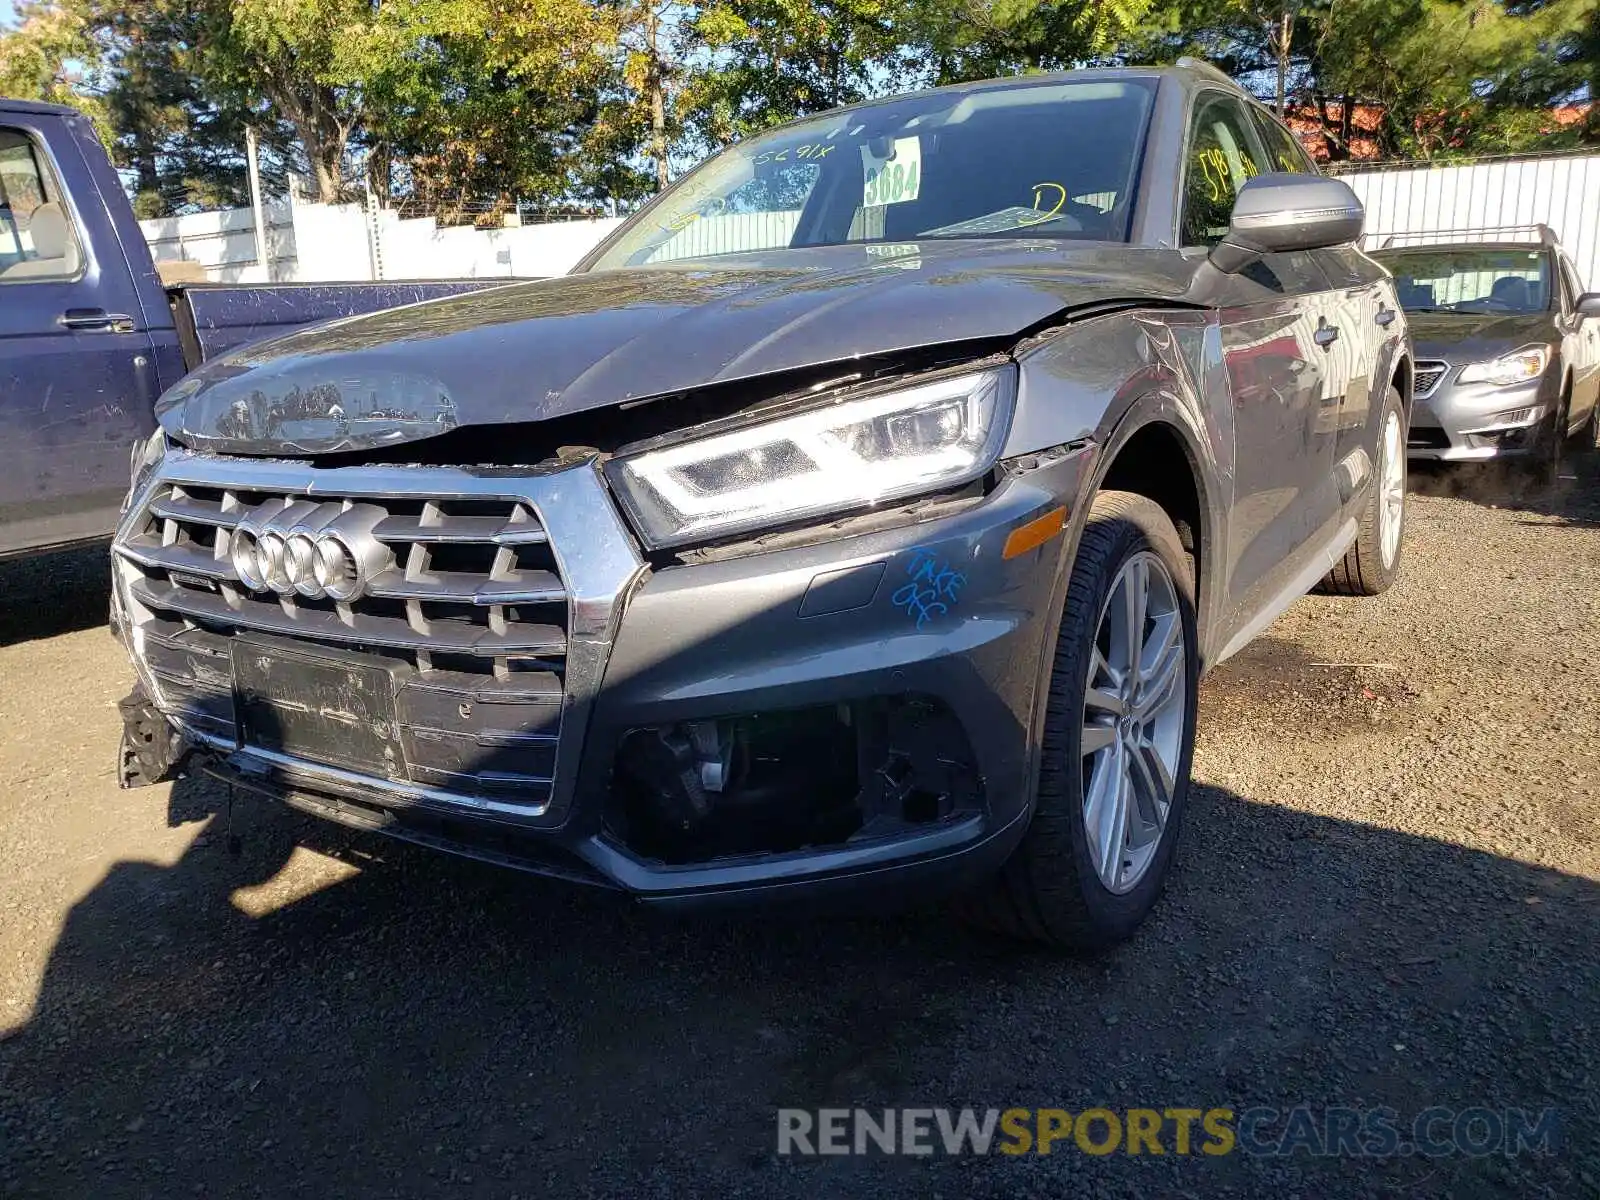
[139,200,298,282]
[1333,152,1600,289]
[139,197,622,284]
[141,151,1600,288]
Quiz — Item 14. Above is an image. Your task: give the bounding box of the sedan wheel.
[1378,408,1405,571]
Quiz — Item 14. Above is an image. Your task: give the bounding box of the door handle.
[1314,323,1341,349]
[57,308,134,332]
[1375,306,1397,327]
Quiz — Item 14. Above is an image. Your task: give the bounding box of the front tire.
[961,491,1199,952]
[1519,388,1569,489]
[1323,386,1406,596]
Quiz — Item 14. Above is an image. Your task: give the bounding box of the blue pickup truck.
[1,97,511,559]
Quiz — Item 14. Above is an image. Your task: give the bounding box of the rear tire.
[959,491,1199,952]
[1564,387,1596,452]
[1323,386,1406,596]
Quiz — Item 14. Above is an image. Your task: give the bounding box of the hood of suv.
[1406,311,1556,364]
[156,240,1196,455]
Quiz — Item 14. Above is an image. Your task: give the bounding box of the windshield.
[587,79,1157,271]
[1377,247,1553,315]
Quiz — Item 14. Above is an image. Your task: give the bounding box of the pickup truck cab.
[113,64,1412,950]
[0,98,509,559]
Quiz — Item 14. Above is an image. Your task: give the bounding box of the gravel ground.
[1,452,1597,1198]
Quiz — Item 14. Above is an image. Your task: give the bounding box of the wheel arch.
[1084,402,1226,669]
[1391,352,1413,416]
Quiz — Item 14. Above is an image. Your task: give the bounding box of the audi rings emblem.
[229,500,390,601]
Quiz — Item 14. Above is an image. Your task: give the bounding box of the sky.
[0,1,15,28]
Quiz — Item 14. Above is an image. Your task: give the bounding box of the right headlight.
[604,366,1016,549]
[1456,345,1549,388]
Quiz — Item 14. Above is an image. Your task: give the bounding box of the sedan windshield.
[587,78,1156,271]
[1377,247,1553,315]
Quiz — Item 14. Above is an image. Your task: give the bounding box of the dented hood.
[157,240,1196,455]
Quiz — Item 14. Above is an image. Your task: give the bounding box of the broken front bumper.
[1406,366,1558,460]
[113,446,1093,908]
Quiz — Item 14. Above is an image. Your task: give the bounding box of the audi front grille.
[113,451,644,821]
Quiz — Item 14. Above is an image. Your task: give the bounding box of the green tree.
[0,1,106,128]
[77,0,298,215]
[1305,0,1592,159]
[907,0,1155,82]
[334,0,643,216]
[677,0,909,150]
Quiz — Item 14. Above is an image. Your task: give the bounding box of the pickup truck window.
[0,127,82,284]
[1181,94,1265,248]
[589,78,1157,269]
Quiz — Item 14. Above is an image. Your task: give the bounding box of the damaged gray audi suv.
[113,61,1410,949]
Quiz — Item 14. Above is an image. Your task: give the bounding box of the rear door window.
[1252,108,1317,175]
[0,128,83,284]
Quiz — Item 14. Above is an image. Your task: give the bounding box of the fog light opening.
[607,696,983,865]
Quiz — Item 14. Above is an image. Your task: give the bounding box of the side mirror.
[1576,292,1600,319]
[1210,173,1365,274]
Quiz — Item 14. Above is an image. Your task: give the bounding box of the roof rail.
[1174,56,1245,92]
[1379,224,1559,250]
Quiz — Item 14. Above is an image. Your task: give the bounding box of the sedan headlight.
[1456,345,1549,387]
[606,366,1016,548]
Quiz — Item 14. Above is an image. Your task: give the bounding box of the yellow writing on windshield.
[1017,182,1067,226]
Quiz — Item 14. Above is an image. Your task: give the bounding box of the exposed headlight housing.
[605,366,1016,549]
[1456,345,1549,388]
[122,429,167,514]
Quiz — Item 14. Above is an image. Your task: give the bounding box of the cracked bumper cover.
[115,447,1094,908]
[1408,373,1557,460]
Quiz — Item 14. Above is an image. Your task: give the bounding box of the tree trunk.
[1315,94,1349,162]
[1275,8,1291,115]
[366,143,392,208]
[132,138,160,199]
[272,80,349,203]
[646,6,668,192]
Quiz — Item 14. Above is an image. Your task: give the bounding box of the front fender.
[1010,308,1235,666]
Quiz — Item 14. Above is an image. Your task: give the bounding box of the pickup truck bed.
[0,94,520,559]
[174,280,512,363]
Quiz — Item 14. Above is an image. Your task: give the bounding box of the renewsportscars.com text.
[776,1106,1559,1158]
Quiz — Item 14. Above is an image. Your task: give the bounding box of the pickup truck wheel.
[960,491,1198,952]
[1322,387,1405,596]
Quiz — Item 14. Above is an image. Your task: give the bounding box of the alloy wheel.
[1379,409,1405,569]
[1080,550,1187,894]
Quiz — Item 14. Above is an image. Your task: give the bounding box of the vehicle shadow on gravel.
[1409,442,1600,527]
[0,543,113,647]
[2,769,1593,1199]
